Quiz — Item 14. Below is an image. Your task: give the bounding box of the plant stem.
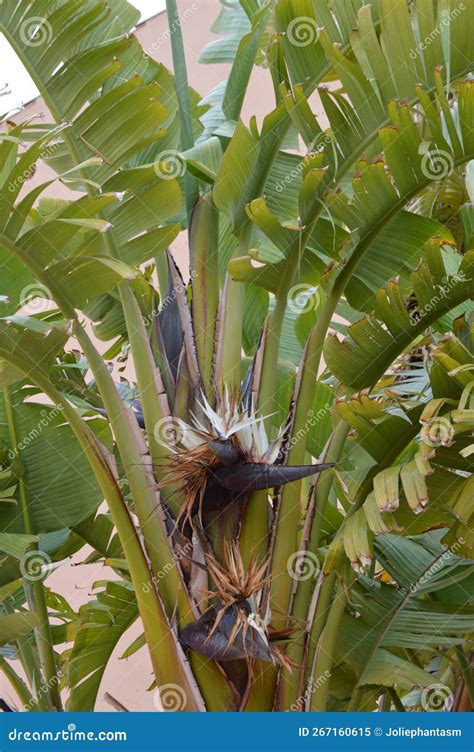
[165,0,198,221]
[189,197,219,398]
[3,386,62,711]
[303,572,337,690]
[242,124,473,713]
[309,581,347,711]
[347,686,364,711]
[155,252,170,299]
[165,0,194,153]
[257,249,300,426]
[277,423,348,709]
[76,309,184,615]
[308,421,349,553]
[215,228,249,391]
[269,289,339,617]
[455,645,474,707]
[380,692,391,711]
[0,29,193,621]
[241,294,341,711]
[0,32,190,619]
[240,281,295,564]
[119,286,171,461]
[388,686,406,712]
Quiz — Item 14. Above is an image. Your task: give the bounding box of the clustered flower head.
[161,388,333,525]
[180,542,295,672]
[162,388,286,523]
[178,388,285,463]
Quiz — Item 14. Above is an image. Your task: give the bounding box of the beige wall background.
[1,2,327,711]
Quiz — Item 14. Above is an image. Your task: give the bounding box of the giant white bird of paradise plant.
[0,0,472,714]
